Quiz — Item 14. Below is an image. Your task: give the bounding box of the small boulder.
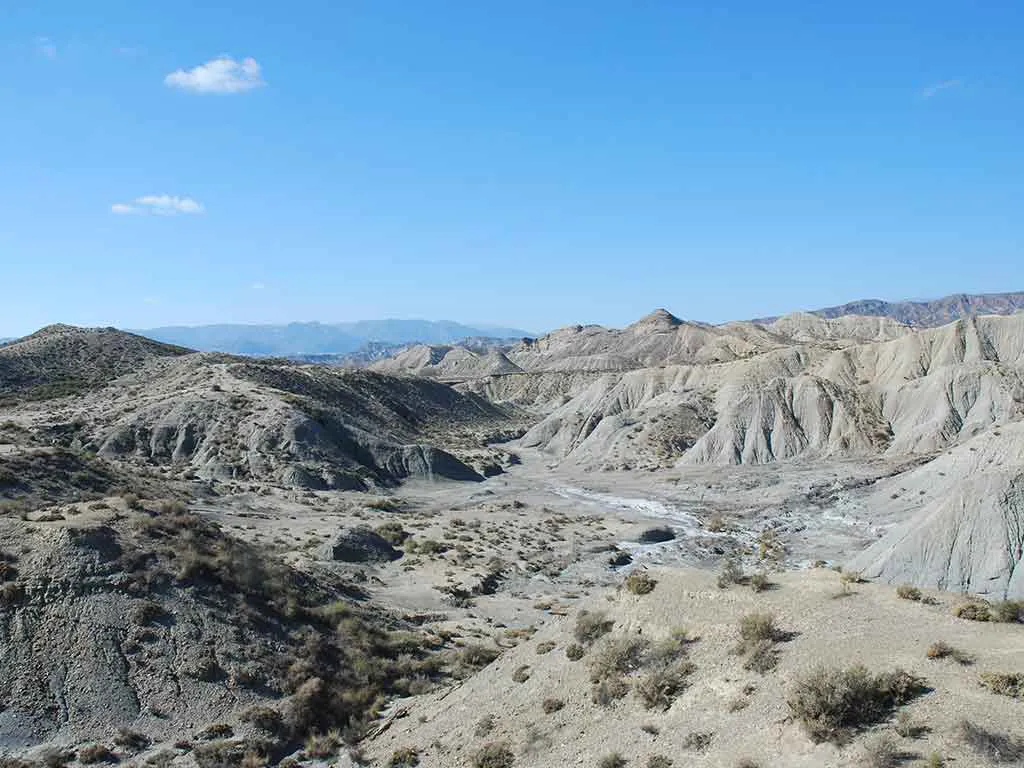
[638,526,676,544]
[320,527,401,563]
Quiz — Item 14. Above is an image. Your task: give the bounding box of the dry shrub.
[861,736,903,768]
[624,570,657,595]
[749,571,770,593]
[472,741,515,768]
[896,584,922,601]
[599,754,626,768]
[635,657,696,710]
[542,697,564,714]
[590,634,649,682]
[953,601,991,622]
[681,732,713,751]
[735,613,779,652]
[957,719,1024,763]
[76,745,115,765]
[304,730,341,758]
[511,665,531,683]
[474,714,496,737]
[565,643,585,661]
[787,665,927,743]
[926,641,973,665]
[992,600,1024,623]
[717,555,744,588]
[239,705,284,734]
[388,747,420,768]
[575,610,614,645]
[646,758,672,768]
[591,676,630,706]
[979,671,1024,698]
[741,640,779,674]
[113,728,151,752]
[535,641,556,655]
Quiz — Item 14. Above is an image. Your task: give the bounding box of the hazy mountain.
[133,320,534,356]
[753,290,1024,327]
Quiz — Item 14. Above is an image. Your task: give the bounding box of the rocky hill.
[0,325,191,401]
[755,290,1024,327]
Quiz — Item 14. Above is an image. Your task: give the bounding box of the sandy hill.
[0,325,191,401]
[365,566,1024,767]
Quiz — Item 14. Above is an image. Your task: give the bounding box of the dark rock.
[637,526,676,544]
[320,527,402,563]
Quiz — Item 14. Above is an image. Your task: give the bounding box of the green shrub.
[787,665,927,743]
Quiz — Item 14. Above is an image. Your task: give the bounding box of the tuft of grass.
[599,753,627,768]
[787,665,927,744]
[472,742,515,768]
[979,671,1024,699]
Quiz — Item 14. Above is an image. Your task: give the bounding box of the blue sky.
[2,1,1022,336]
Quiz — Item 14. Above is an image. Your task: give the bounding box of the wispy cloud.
[250,282,267,291]
[36,36,57,59]
[164,56,265,94]
[111,195,205,216]
[920,78,963,100]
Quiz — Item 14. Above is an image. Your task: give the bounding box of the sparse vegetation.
[535,641,556,654]
[472,741,515,768]
[953,601,991,621]
[511,664,531,683]
[749,571,769,593]
[646,758,671,768]
[565,643,585,661]
[733,612,783,673]
[575,610,615,645]
[77,745,115,765]
[992,599,1024,623]
[599,754,627,768]
[624,570,657,595]
[388,747,421,768]
[474,714,496,737]
[896,584,922,601]
[542,697,564,714]
[717,554,744,588]
[787,665,927,743]
[979,671,1024,698]
[957,719,1024,763]
[926,641,973,665]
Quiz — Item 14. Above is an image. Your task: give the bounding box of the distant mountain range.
[132,320,535,356]
[753,291,1024,327]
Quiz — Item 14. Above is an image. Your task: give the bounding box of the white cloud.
[920,78,963,100]
[111,195,205,216]
[36,37,57,59]
[164,56,265,94]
